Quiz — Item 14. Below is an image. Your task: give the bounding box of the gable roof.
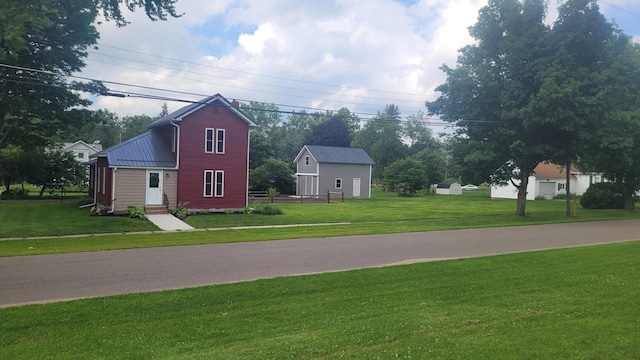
[147,93,256,129]
[533,162,581,179]
[295,145,375,165]
[62,140,102,152]
[90,131,176,168]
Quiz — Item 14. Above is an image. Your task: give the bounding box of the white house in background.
[61,140,103,164]
[435,182,462,195]
[491,162,604,200]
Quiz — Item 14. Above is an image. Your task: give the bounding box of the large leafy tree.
[427,0,556,216]
[579,42,640,210]
[249,158,296,195]
[0,0,181,150]
[304,116,352,147]
[383,158,427,196]
[352,105,407,183]
[526,0,627,215]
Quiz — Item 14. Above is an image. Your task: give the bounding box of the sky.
[78,0,640,129]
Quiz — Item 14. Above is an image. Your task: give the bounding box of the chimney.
[231,99,239,108]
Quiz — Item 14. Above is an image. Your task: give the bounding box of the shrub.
[580,182,625,209]
[125,205,145,219]
[535,196,547,200]
[90,204,111,216]
[252,206,283,215]
[172,204,188,219]
[0,188,29,200]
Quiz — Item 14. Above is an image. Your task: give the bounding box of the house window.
[77,152,85,159]
[305,156,310,166]
[558,183,565,191]
[205,128,214,153]
[204,170,213,197]
[216,129,225,154]
[215,170,224,197]
[335,178,342,189]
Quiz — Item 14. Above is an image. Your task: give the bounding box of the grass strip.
[1,211,638,257]
[1,241,638,359]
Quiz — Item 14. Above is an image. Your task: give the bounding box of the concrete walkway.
[146,214,194,231]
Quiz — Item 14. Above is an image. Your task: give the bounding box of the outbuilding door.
[539,182,555,200]
[146,170,163,205]
[353,178,361,198]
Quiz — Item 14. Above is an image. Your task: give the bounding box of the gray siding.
[318,163,371,198]
[296,149,318,174]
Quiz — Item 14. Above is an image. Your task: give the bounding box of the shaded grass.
[1,241,638,359]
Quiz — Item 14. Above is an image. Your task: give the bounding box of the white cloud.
[78,0,639,122]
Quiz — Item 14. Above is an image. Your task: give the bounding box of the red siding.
[95,157,113,208]
[176,103,249,209]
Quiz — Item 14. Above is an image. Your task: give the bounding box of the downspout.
[368,164,372,198]
[170,120,180,210]
[245,129,251,207]
[109,167,117,214]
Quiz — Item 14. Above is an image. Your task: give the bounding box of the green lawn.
[0,200,158,238]
[1,188,639,257]
[1,241,638,359]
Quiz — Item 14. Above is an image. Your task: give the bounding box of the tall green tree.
[427,0,554,216]
[579,42,640,210]
[304,116,352,147]
[0,0,180,151]
[526,0,627,215]
[352,105,407,183]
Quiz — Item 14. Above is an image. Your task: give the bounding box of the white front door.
[146,170,163,205]
[353,178,361,198]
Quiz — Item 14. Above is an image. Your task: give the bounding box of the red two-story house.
[89,94,256,214]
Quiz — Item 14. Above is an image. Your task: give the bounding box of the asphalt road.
[1,219,639,308]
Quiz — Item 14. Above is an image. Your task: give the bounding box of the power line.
[1,62,501,128]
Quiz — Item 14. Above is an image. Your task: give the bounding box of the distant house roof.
[147,93,256,129]
[533,162,581,179]
[90,131,176,168]
[295,145,375,165]
[62,140,103,152]
[436,182,460,189]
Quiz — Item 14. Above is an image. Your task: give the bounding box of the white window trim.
[205,128,214,153]
[215,170,224,197]
[335,178,342,189]
[204,170,213,197]
[216,129,225,154]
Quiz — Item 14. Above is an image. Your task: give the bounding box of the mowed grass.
[1,188,639,257]
[0,200,158,238]
[1,241,638,359]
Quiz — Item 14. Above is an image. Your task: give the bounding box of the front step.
[144,205,169,215]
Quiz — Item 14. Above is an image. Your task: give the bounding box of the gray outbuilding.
[294,145,375,198]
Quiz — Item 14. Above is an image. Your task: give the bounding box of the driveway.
[1,219,638,308]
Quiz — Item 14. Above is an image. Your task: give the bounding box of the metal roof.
[298,145,375,165]
[147,93,256,129]
[90,131,176,168]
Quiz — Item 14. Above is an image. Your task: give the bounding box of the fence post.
[341,191,344,202]
[327,190,330,203]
